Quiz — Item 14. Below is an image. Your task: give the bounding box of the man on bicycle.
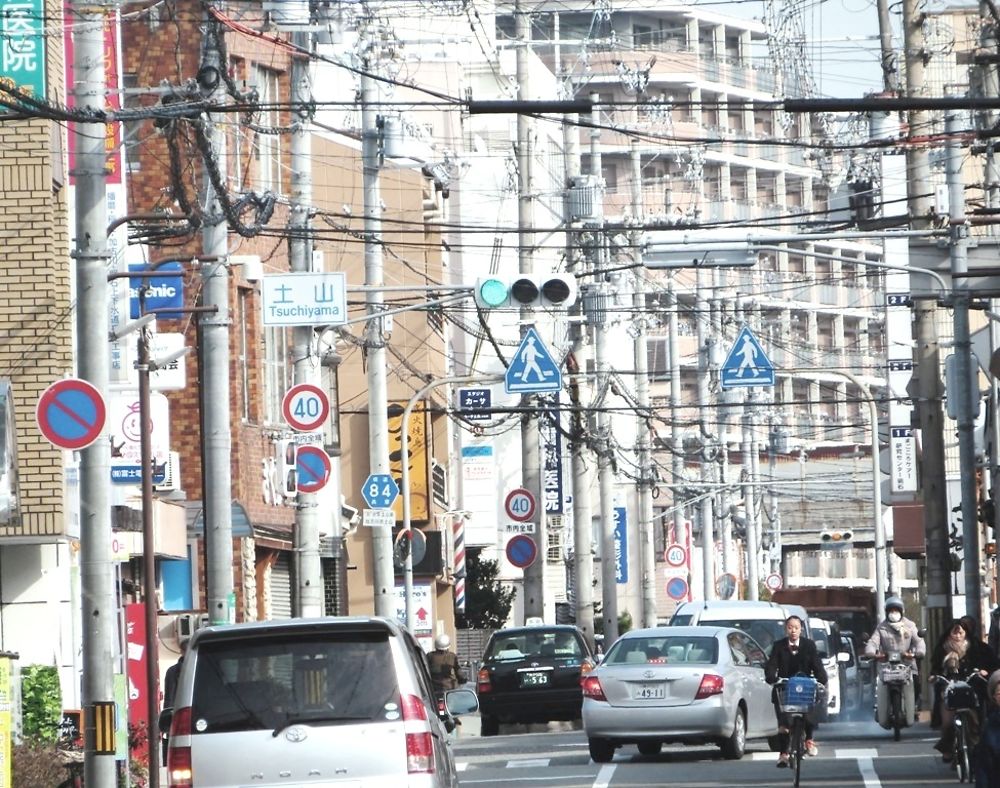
[864,596,925,723]
[765,615,828,768]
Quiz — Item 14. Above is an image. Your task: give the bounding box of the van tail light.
[695,674,724,700]
[580,675,607,701]
[477,667,492,694]
[580,659,595,676]
[400,694,434,774]
[166,706,193,787]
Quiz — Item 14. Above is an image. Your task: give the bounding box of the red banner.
[124,603,149,759]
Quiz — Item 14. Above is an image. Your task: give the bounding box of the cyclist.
[929,619,998,762]
[765,615,828,768]
[864,596,925,724]
[428,633,467,696]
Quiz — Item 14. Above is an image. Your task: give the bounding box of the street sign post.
[505,327,562,394]
[36,378,107,450]
[765,573,783,592]
[505,534,537,569]
[295,446,331,493]
[721,325,774,388]
[504,488,536,522]
[282,383,330,432]
[362,473,399,509]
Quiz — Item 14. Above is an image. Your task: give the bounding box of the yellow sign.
[388,404,429,522]
[0,656,11,787]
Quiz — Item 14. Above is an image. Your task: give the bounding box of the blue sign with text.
[613,507,628,584]
[129,262,185,319]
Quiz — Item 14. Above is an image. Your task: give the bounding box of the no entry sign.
[36,378,107,450]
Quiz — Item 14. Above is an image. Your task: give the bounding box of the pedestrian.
[987,606,1000,660]
[765,615,828,768]
[163,639,188,710]
[427,633,466,697]
[973,668,1000,787]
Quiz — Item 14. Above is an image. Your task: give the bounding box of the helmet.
[434,634,451,650]
[885,596,904,613]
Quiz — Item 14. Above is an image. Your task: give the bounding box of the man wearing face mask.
[865,597,926,720]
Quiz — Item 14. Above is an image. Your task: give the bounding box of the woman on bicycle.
[930,618,998,761]
[765,615,828,768]
[973,669,1000,787]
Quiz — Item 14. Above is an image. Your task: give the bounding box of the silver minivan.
[161,616,477,787]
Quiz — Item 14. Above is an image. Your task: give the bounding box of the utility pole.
[946,113,983,620]
[630,140,656,627]
[71,0,115,779]
[291,31,322,617]
[200,15,234,625]
[742,402,760,600]
[515,0,546,621]
[669,279,687,584]
[360,25,394,617]
[903,0,951,646]
[696,268,715,600]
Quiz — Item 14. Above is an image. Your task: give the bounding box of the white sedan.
[582,626,779,762]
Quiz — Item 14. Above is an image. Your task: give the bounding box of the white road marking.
[592,763,616,788]
[836,748,881,788]
[456,762,469,772]
[507,758,551,768]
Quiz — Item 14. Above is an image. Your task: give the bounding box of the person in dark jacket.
[930,618,998,760]
[427,634,466,696]
[973,669,1000,787]
[765,615,829,768]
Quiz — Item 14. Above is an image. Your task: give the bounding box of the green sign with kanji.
[0,0,46,110]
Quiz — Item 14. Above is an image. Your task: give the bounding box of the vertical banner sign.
[540,395,564,514]
[0,655,11,787]
[124,603,149,758]
[453,515,466,613]
[388,403,429,521]
[613,507,628,584]
[0,0,46,111]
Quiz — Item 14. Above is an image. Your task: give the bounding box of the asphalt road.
[453,717,970,787]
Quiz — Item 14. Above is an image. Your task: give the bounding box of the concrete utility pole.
[630,140,656,627]
[946,113,984,620]
[200,16,235,626]
[696,268,715,600]
[902,0,952,648]
[668,279,687,579]
[71,0,115,780]
[360,27,394,617]
[516,1,546,621]
[742,403,760,600]
[563,104,595,643]
[290,32,322,617]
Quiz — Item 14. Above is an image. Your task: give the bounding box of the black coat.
[765,637,828,686]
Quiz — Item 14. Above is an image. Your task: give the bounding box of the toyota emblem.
[643,670,654,679]
[284,726,308,743]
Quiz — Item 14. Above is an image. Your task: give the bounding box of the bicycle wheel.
[791,717,804,788]
[890,687,902,741]
[955,721,969,783]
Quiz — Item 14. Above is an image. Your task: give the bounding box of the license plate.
[633,683,665,700]
[520,672,550,687]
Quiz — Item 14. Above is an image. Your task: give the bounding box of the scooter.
[875,651,916,740]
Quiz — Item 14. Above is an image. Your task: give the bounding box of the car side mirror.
[444,688,479,717]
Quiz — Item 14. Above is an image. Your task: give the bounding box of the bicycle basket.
[879,662,911,683]
[944,681,979,711]
[778,676,818,713]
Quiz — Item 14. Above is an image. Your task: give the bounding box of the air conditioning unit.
[154,451,181,492]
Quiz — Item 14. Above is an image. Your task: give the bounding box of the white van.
[809,618,844,721]
[160,617,478,788]
[669,600,811,655]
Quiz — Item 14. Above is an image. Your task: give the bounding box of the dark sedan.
[476,624,595,735]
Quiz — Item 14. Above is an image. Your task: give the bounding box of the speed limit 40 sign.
[505,488,536,522]
[664,543,687,568]
[282,383,330,432]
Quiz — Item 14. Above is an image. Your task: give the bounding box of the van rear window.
[191,631,398,733]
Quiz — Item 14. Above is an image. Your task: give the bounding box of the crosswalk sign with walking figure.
[505,327,562,394]
[721,324,774,388]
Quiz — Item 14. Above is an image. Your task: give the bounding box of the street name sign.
[262,272,347,326]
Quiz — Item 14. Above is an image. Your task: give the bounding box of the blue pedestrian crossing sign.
[721,325,774,388]
[505,327,562,394]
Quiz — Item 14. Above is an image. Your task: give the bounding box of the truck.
[770,587,877,647]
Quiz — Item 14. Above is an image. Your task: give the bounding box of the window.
[237,288,252,422]
[252,64,282,193]
[263,326,291,424]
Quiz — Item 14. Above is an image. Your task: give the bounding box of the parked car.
[669,600,810,655]
[476,624,595,735]
[160,616,478,788]
[809,617,845,721]
[582,625,779,762]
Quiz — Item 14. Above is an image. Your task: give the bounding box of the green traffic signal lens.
[478,278,508,307]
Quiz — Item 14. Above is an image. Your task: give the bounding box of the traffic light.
[473,274,577,310]
[820,528,853,546]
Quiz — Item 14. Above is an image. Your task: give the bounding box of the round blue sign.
[36,378,107,450]
[296,446,331,493]
[505,534,537,569]
[666,577,689,601]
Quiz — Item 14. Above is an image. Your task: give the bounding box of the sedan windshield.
[604,636,718,666]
